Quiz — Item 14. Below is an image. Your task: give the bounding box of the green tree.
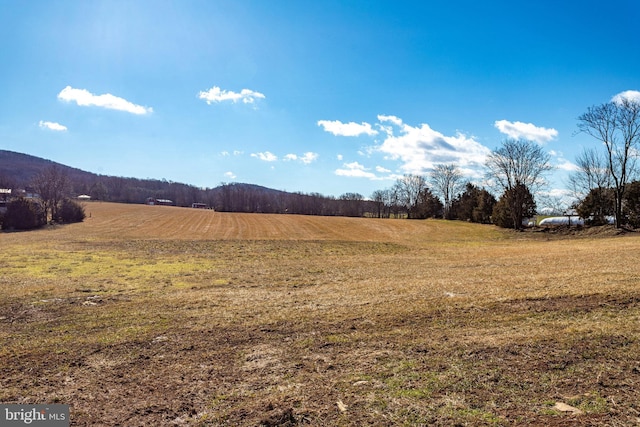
[474,187,497,224]
[623,181,640,228]
[576,187,615,225]
[492,184,536,229]
[413,187,443,219]
[451,183,496,223]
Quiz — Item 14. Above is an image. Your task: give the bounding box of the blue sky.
[1,1,639,205]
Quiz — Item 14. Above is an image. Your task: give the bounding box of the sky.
[1,1,639,206]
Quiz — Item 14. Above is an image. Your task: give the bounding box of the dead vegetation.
[1,202,640,425]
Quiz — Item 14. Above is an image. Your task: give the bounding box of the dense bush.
[492,184,536,229]
[2,198,46,230]
[412,188,443,219]
[623,181,640,228]
[55,198,86,223]
[450,183,496,224]
[576,187,615,226]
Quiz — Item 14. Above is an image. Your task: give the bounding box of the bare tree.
[577,98,640,227]
[370,190,385,218]
[394,174,428,219]
[485,139,552,229]
[568,148,612,198]
[32,164,69,222]
[567,148,612,223]
[430,164,464,219]
[339,192,364,217]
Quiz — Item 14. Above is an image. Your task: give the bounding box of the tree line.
[2,95,639,230]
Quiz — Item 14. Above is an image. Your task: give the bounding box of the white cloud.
[376,166,391,173]
[198,86,265,105]
[58,86,152,115]
[300,152,318,164]
[282,152,320,164]
[377,115,490,177]
[336,154,343,161]
[251,151,278,162]
[335,162,377,179]
[224,171,236,179]
[38,120,67,131]
[556,160,580,172]
[547,150,578,172]
[612,90,640,105]
[547,188,573,199]
[317,120,378,137]
[221,150,244,157]
[494,119,558,144]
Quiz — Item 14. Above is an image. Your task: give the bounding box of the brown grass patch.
[2,202,640,425]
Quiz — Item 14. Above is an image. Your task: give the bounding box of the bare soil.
[2,203,640,426]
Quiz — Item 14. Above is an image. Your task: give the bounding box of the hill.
[0,150,377,216]
[0,149,97,187]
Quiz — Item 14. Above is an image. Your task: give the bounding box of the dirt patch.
[526,224,635,238]
[496,292,640,314]
[3,205,640,425]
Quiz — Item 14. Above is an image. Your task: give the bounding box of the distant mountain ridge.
[0,150,98,187]
[0,150,377,216]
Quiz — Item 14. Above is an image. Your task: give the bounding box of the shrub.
[623,181,640,228]
[55,198,86,223]
[577,187,615,226]
[492,184,536,229]
[2,198,46,230]
[491,195,513,228]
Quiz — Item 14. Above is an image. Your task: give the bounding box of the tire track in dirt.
[76,203,431,242]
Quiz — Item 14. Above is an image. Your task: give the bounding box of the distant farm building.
[77,194,91,201]
[0,189,10,213]
[146,197,174,206]
[191,203,207,209]
[539,216,585,226]
[538,215,615,226]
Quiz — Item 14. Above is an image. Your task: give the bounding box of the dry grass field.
[2,202,640,426]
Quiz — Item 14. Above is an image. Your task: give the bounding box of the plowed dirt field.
[2,202,640,426]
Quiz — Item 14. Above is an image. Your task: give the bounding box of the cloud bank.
[198,86,265,105]
[251,151,278,162]
[284,152,318,164]
[58,86,152,115]
[38,120,67,131]
[612,90,640,105]
[322,115,491,181]
[494,119,558,143]
[377,115,490,177]
[317,120,378,137]
[335,162,377,179]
